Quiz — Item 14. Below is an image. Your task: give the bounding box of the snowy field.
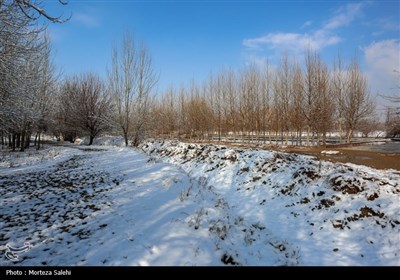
[1,140,399,266]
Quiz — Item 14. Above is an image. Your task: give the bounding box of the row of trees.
[0,0,62,151]
[151,50,375,145]
[1,1,389,149]
[55,33,157,147]
[0,20,156,150]
[0,0,157,150]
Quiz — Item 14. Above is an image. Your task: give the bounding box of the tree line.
[151,50,377,145]
[0,1,156,150]
[0,0,60,151]
[1,0,398,151]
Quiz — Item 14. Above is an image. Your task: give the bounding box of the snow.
[140,140,400,265]
[75,136,127,147]
[321,150,340,155]
[0,146,72,169]
[366,141,388,146]
[1,145,219,266]
[1,140,399,266]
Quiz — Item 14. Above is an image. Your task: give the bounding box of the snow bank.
[140,140,400,265]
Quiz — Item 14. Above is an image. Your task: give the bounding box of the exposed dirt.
[282,146,400,171]
[184,140,400,171]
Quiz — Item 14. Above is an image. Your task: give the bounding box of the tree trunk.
[25,133,30,149]
[37,133,41,150]
[123,132,128,146]
[89,135,94,146]
[20,132,25,152]
[16,133,20,149]
[346,129,353,143]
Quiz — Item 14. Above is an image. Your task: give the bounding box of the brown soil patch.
[282,146,400,171]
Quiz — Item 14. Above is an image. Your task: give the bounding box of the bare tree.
[8,0,69,23]
[207,72,221,141]
[131,45,157,146]
[224,68,238,142]
[260,62,272,144]
[273,53,291,144]
[303,47,334,146]
[385,107,400,138]
[177,86,188,139]
[108,33,137,146]
[185,81,212,140]
[108,33,157,146]
[59,74,111,145]
[332,52,347,143]
[343,56,375,143]
[290,61,304,145]
[156,87,177,138]
[0,0,64,150]
[314,54,333,146]
[33,33,58,149]
[303,47,318,145]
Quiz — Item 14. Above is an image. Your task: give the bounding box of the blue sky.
[46,0,399,102]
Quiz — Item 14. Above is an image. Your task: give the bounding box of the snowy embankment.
[140,140,400,265]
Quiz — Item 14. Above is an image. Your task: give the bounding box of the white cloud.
[323,2,364,30]
[74,12,100,28]
[364,39,400,96]
[301,20,312,29]
[365,18,400,37]
[371,18,399,32]
[243,32,341,52]
[243,2,367,53]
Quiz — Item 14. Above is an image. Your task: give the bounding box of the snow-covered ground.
[75,136,127,147]
[1,145,220,266]
[140,140,400,265]
[1,140,399,266]
[0,146,72,169]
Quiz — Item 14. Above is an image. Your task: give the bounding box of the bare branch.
[14,0,70,23]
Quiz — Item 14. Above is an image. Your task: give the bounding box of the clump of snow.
[321,150,340,155]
